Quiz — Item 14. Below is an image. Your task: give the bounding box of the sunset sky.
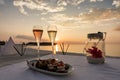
[0,0,120,44]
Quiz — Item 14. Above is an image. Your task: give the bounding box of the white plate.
[27,60,74,76]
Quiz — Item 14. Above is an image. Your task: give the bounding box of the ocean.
[29,43,120,57]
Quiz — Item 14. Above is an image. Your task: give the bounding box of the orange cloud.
[15,35,34,40]
[114,25,120,31]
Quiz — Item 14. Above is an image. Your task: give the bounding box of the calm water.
[29,43,120,57]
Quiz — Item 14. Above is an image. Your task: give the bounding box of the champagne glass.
[47,25,57,59]
[33,26,43,59]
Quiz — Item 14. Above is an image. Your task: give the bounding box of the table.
[0,54,120,80]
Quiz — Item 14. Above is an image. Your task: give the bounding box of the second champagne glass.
[33,26,43,59]
[47,25,57,59]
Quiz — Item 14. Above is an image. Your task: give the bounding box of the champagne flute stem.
[37,42,40,59]
[52,42,55,59]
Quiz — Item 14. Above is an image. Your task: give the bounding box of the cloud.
[15,35,34,40]
[49,14,79,21]
[57,0,85,6]
[13,0,85,15]
[48,13,88,30]
[47,6,120,30]
[49,7,120,24]
[80,8,120,22]
[57,0,68,6]
[13,0,120,30]
[48,7,120,27]
[112,0,120,8]
[70,0,85,5]
[19,6,28,15]
[90,0,104,2]
[13,0,65,15]
[0,0,5,5]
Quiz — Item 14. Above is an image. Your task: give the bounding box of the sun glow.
[56,44,59,52]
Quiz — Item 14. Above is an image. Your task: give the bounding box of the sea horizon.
[27,43,120,57]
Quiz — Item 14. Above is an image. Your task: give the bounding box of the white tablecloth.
[0,54,120,80]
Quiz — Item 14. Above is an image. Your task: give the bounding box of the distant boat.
[0,41,5,45]
[26,42,57,46]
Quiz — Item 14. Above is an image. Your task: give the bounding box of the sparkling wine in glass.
[47,25,57,59]
[33,26,43,59]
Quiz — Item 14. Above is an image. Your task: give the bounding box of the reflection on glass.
[33,26,43,59]
[47,25,57,59]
